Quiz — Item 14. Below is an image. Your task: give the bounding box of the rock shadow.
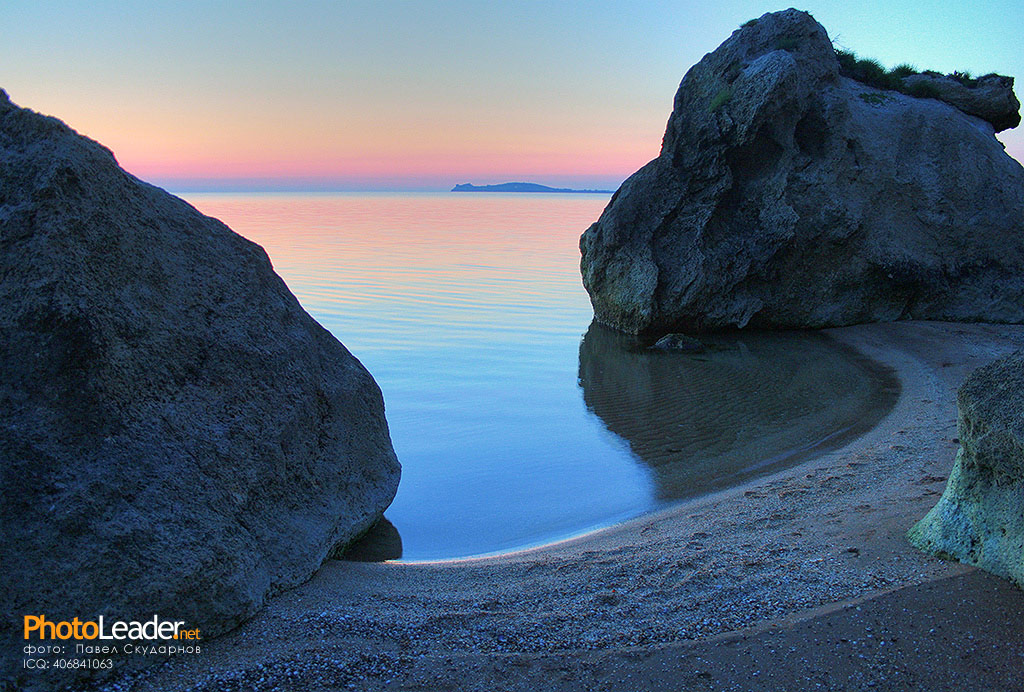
[578,322,899,502]
[338,516,403,562]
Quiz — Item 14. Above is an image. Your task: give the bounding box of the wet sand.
[97,321,1024,692]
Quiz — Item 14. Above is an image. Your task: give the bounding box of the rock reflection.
[578,322,899,502]
[338,516,403,562]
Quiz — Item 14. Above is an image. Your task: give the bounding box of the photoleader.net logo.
[21,614,204,671]
[23,614,201,641]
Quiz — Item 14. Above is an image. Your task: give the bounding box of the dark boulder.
[580,9,1024,335]
[0,90,400,685]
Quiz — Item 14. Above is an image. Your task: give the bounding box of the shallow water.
[579,324,899,501]
[183,192,898,561]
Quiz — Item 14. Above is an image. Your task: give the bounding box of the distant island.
[452,182,614,194]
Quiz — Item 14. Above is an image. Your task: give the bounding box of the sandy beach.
[97,321,1024,692]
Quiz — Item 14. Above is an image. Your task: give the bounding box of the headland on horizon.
[452,182,614,194]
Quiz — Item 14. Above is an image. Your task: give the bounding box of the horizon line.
[147,176,628,196]
[160,184,622,195]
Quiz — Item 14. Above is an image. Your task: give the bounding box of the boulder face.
[0,89,401,661]
[580,8,1024,335]
[908,351,1024,588]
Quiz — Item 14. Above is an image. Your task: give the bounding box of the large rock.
[908,351,1024,588]
[0,90,400,679]
[580,9,1024,335]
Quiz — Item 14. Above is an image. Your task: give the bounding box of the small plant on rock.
[859,92,890,106]
[890,63,918,78]
[709,86,733,111]
[950,70,977,87]
[906,81,942,99]
[775,36,800,52]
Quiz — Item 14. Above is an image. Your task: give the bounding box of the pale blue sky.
[3,1,1022,190]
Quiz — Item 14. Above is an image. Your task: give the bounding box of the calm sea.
[182,192,897,561]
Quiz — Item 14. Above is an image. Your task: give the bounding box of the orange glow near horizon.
[181,193,610,328]
[44,92,664,188]
[121,146,657,182]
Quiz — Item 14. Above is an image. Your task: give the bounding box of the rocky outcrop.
[0,89,400,682]
[908,351,1024,588]
[580,9,1024,335]
[901,72,1021,132]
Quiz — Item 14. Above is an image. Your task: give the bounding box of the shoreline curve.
[97,321,1024,692]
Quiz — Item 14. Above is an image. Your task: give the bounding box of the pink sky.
[4,1,1021,190]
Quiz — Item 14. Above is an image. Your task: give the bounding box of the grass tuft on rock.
[836,50,903,90]
[906,81,942,99]
[834,48,989,100]
[859,92,890,106]
[950,70,977,87]
[891,63,918,78]
[775,36,800,52]
[709,86,733,111]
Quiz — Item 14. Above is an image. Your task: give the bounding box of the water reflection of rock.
[338,516,403,562]
[578,322,899,502]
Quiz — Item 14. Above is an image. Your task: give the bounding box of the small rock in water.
[650,333,705,353]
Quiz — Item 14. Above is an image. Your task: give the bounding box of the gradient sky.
[4,0,1022,191]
